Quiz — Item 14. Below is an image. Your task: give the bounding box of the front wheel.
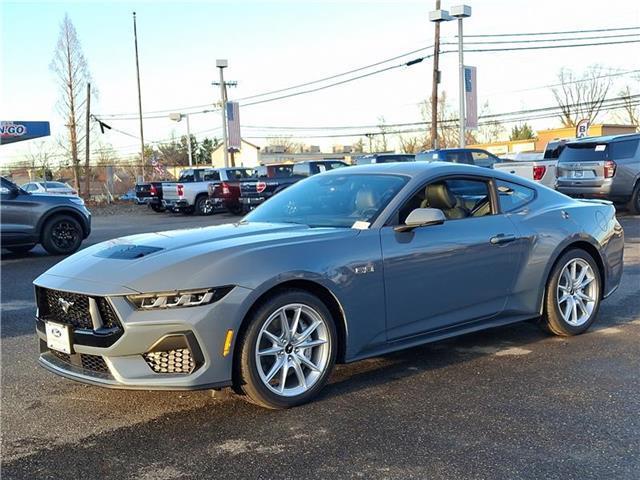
[41,215,83,255]
[237,290,337,409]
[540,249,601,336]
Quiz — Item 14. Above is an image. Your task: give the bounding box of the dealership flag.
[464,66,478,130]
[226,101,241,151]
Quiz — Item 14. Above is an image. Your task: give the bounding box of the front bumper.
[34,279,254,390]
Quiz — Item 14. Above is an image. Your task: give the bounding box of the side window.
[444,152,471,165]
[179,170,194,182]
[330,162,347,170]
[397,177,494,223]
[471,151,497,168]
[202,170,220,181]
[292,163,309,176]
[609,139,639,159]
[24,183,36,191]
[496,180,535,212]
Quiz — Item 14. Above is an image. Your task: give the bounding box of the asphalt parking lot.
[1,207,639,479]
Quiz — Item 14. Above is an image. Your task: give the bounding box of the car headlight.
[69,197,85,205]
[128,286,233,310]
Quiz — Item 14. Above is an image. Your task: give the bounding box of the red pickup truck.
[207,167,256,215]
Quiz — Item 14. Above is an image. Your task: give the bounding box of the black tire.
[228,203,244,216]
[236,289,337,409]
[6,244,36,254]
[41,215,83,255]
[150,203,166,213]
[540,249,601,336]
[195,195,214,216]
[628,182,640,215]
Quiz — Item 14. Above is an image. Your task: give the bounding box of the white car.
[21,181,78,196]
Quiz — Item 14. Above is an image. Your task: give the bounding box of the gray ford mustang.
[34,162,624,408]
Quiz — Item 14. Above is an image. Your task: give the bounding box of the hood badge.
[58,297,74,314]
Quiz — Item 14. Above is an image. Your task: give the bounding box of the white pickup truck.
[494,153,558,189]
[493,140,569,189]
[162,167,220,215]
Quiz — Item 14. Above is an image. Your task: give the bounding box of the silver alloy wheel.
[200,199,213,215]
[556,258,598,327]
[255,303,330,397]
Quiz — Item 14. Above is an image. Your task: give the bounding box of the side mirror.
[394,208,446,232]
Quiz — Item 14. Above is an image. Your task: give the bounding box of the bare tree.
[552,65,611,127]
[615,84,639,129]
[420,92,460,148]
[50,14,92,194]
[374,117,390,152]
[266,137,303,154]
[24,141,54,179]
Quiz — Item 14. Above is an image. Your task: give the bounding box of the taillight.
[221,182,230,195]
[177,184,184,197]
[256,181,267,194]
[150,184,157,196]
[533,165,546,181]
[604,160,616,178]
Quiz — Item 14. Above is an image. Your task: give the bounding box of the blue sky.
[1,0,639,163]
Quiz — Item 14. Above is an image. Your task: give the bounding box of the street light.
[450,5,472,148]
[169,112,193,166]
[215,59,229,168]
[428,6,452,149]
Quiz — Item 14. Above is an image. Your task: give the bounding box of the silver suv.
[556,133,640,214]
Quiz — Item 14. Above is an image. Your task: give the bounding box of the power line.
[462,39,640,53]
[444,33,640,45]
[461,26,640,38]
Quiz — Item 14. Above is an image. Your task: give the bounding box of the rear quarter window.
[609,139,639,159]
[496,180,535,212]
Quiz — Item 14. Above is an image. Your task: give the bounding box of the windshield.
[245,173,407,228]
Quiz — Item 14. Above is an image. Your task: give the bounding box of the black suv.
[1,177,91,255]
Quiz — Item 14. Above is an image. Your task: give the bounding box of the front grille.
[48,348,109,374]
[36,287,122,331]
[80,354,109,373]
[143,348,195,374]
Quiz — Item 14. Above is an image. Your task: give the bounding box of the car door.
[1,179,38,243]
[380,176,523,340]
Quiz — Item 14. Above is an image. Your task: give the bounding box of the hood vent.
[94,244,164,260]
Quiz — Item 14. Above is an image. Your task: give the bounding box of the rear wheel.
[628,182,640,215]
[150,203,166,213]
[237,290,337,409]
[540,249,601,336]
[6,244,36,254]
[228,203,244,216]
[195,196,214,216]
[41,215,83,255]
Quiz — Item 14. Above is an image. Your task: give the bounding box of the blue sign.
[0,121,50,145]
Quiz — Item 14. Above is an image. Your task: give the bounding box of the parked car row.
[134,132,640,219]
[136,161,348,216]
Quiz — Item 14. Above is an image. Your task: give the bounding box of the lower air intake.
[143,348,195,374]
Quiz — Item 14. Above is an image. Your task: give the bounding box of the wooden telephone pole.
[430,0,442,149]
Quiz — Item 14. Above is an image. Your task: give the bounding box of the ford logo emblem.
[51,328,62,338]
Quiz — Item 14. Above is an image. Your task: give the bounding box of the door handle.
[490,233,517,245]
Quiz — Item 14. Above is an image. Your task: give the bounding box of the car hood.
[35,222,359,294]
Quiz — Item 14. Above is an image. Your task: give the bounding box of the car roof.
[568,133,640,144]
[323,160,491,178]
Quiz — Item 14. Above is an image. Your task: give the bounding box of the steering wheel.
[360,208,379,220]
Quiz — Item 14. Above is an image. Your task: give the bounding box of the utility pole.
[213,60,237,168]
[430,0,442,149]
[84,82,91,199]
[451,5,472,148]
[133,11,145,181]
